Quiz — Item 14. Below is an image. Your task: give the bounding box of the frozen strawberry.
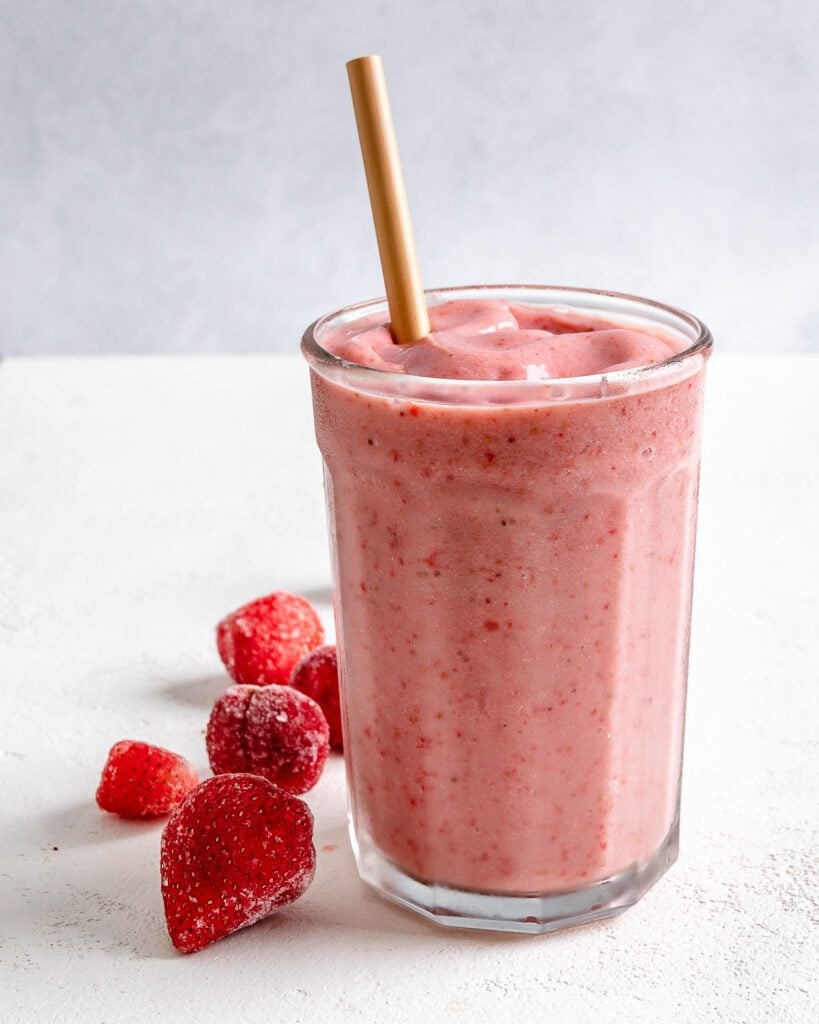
[291,645,343,751]
[216,592,324,686]
[96,740,199,819]
[207,684,329,794]
[204,685,254,775]
[160,773,315,953]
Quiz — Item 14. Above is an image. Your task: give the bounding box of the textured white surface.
[1,0,818,355]
[1,354,817,1023]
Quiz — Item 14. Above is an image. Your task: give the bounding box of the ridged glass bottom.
[352,822,679,934]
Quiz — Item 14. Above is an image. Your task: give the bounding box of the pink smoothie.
[310,297,705,894]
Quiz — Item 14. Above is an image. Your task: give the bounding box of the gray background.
[1,0,817,355]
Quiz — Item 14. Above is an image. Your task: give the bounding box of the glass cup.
[302,285,712,933]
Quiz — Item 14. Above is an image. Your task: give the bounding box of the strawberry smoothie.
[303,285,711,931]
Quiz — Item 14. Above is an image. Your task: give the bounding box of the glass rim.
[301,283,713,398]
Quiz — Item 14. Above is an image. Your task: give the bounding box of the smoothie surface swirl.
[321,299,683,381]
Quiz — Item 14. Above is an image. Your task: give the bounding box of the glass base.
[352,824,679,935]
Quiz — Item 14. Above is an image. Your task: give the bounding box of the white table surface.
[1,354,817,1023]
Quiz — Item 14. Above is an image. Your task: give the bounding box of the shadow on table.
[154,672,229,709]
[295,584,334,606]
[19,804,176,960]
[39,799,160,851]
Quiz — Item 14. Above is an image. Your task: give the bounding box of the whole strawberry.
[160,774,315,953]
[216,592,324,687]
[207,684,329,794]
[291,645,343,752]
[96,740,199,819]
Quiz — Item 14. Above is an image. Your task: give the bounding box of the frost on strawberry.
[96,740,199,819]
[216,592,324,686]
[290,645,343,752]
[206,684,329,794]
[160,774,316,953]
